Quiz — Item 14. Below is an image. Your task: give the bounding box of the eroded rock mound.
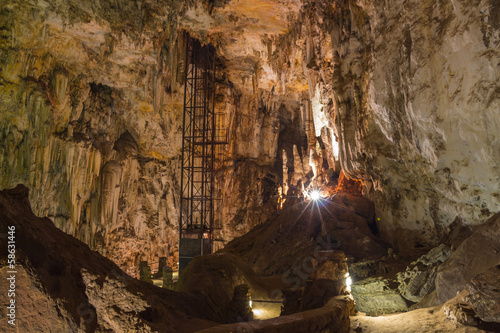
[220,193,388,277]
[0,185,216,333]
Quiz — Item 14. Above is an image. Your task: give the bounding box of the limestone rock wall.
[273,0,500,250]
[215,89,310,245]
[337,0,499,249]
[0,0,191,275]
[0,0,310,272]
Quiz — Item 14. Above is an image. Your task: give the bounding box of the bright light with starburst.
[310,190,321,201]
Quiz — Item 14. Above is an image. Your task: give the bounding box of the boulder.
[465,265,500,323]
[301,250,349,311]
[351,278,408,315]
[398,266,438,303]
[436,213,500,303]
[417,244,452,266]
[397,244,451,303]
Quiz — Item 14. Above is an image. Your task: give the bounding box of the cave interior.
[0,0,499,332]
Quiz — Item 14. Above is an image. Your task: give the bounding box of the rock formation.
[436,212,500,303]
[465,266,500,324]
[266,0,500,251]
[0,1,499,326]
[0,0,317,273]
[220,192,388,277]
[0,185,217,332]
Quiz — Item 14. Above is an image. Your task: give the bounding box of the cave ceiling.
[179,0,305,95]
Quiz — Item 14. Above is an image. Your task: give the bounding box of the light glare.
[346,276,352,292]
[252,309,264,316]
[310,190,321,201]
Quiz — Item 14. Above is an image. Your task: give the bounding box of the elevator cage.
[179,35,227,272]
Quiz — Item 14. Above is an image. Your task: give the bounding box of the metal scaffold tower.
[179,35,227,272]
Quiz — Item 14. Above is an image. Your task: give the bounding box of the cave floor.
[350,306,497,333]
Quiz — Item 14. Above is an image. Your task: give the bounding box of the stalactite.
[282,149,289,196]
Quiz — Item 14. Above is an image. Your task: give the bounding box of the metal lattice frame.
[179,36,224,261]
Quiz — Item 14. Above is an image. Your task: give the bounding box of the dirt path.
[350,306,499,333]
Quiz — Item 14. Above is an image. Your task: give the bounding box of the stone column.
[162,266,174,290]
[139,261,153,284]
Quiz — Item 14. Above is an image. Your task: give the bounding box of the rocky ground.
[350,306,498,333]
